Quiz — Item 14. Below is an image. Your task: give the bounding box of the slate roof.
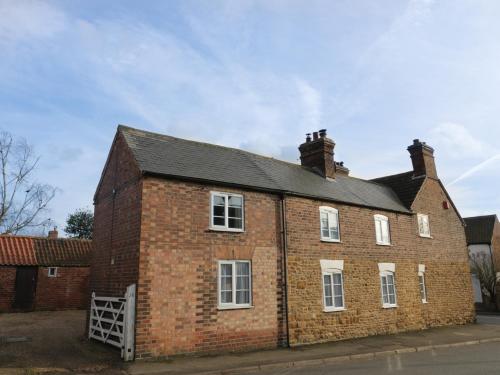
[371,171,425,209]
[118,125,411,214]
[464,215,498,244]
[0,236,92,266]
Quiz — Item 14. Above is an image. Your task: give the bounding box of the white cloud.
[0,1,67,43]
[429,122,493,159]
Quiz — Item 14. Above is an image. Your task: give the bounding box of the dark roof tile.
[371,171,425,209]
[118,125,411,213]
[464,215,498,244]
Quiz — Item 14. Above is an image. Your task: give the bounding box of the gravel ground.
[0,310,123,373]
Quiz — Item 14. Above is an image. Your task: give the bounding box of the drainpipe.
[279,194,290,347]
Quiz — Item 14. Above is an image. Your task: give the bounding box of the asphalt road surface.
[259,341,500,375]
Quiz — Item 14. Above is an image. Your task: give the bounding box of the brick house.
[464,214,500,305]
[91,125,474,359]
[0,229,91,312]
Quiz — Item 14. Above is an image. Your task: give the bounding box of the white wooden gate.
[89,284,136,361]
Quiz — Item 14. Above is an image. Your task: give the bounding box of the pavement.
[127,316,500,375]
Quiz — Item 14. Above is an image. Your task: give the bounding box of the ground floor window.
[218,260,251,309]
[322,271,345,311]
[380,272,396,307]
[418,264,427,303]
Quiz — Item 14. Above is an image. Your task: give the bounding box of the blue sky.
[1,0,499,234]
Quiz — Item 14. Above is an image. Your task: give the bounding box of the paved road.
[259,341,500,375]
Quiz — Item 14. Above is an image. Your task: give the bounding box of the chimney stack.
[407,139,437,179]
[299,129,336,179]
[48,227,58,239]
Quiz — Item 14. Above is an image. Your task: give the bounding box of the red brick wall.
[285,177,474,346]
[491,218,500,273]
[135,178,285,358]
[35,266,89,310]
[90,131,143,300]
[0,266,16,312]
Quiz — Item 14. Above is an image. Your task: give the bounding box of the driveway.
[0,310,123,373]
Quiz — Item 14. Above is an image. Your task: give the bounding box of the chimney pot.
[313,132,319,141]
[319,129,327,138]
[305,133,312,143]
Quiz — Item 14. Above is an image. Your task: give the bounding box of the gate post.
[88,292,95,339]
[123,284,136,361]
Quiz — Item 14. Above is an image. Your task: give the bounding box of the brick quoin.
[91,127,475,359]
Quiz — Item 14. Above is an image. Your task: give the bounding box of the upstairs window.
[417,214,431,238]
[218,260,251,309]
[211,192,244,231]
[374,215,391,245]
[418,264,427,303]
[319,207,340,242]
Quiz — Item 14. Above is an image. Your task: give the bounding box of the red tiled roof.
[0,235,92,267]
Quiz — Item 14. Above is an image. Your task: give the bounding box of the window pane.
[333,273,342,285]
[375,220,382,243]
[213,217,225,226]
[323,274,333,307]
[237,262,249,275]
[228,196,242,207]
[320,212,329,237]
[228,207,242,218]
[228,218,243,229]
[381,221,389,243]
[333,283,343,297]
[213,195,225,206]
[221,291,232,303]
[389,293,396,305]
[213,205,225,217]
[334,296,344,308]
[221,264,232,277]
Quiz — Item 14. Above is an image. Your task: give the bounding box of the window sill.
[376,242,392,246]
[217,305,253,311]
[324,307,346,313]
[208,227,245,233]
[422,300,428,304]
[321,238,341,243]
[382,305,398,309]
[419,235,433,239]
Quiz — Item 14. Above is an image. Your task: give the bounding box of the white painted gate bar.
[89,284,136,361]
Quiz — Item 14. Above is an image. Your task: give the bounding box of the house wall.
[285,177,474,346]
[35,266,89,310]
[90,131,143,300]
[410,178,474,325]
[135,177,285,359]
[0,266,16,312]
[491,219,500,273]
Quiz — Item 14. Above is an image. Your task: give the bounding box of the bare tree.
[470,252,500,310]
[0,131,56,234]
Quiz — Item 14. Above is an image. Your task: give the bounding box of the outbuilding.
[0,229,91,312]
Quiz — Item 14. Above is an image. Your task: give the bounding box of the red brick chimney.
[48,227,58,239]
[407,139,437,179]
[299,129,336,179]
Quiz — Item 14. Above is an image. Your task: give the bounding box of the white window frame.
[217,260,252,310]
[210,192,244,232]
[48,267,58,277]
[378,263,397,308]
[418,264,427,303]
[319,206,341,242]
[374,214,391,245]
[322,270,345,312]
[417,214,431,238]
